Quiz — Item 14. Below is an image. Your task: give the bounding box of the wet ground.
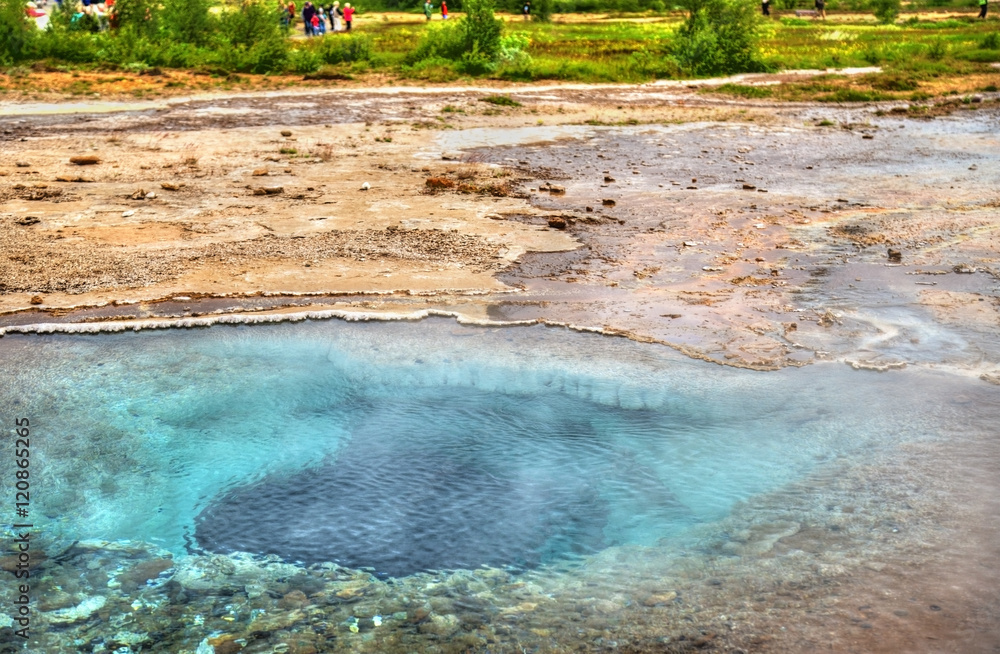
[2,85,997,373]
[1,84,1000,654]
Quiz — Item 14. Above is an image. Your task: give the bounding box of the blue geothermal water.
[0,318,994,578]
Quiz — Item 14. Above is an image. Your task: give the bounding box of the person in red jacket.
[441,0,448,18]
[342,2,354,30]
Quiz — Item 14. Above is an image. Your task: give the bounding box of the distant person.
[978,0,987,18]
[332,0,343,30]
[279,0,289,25]
[312,8,323,34]
[287,0,296,26]
[302,0,315,34]
[423,0,432,19]
[343,2,353,30]
[814,0,825,19]
[441,0,447,18]
[761,0,769,15]
[522,0,530,19]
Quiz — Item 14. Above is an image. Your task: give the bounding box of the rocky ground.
[2,82,999,374]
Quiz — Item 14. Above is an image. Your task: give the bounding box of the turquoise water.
[1,318,997,652]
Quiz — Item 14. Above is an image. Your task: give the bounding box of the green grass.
[708,83,774,98]
[480,94,522,106]
[5,12,1000,95]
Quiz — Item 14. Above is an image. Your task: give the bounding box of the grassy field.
[2,9,998,99]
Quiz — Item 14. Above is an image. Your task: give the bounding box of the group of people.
[422,0,448,20]
[283,0,355,35]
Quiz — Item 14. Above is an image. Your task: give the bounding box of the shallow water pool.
[1,318,997,652]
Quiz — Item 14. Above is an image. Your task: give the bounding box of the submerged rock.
[45,595,107,624]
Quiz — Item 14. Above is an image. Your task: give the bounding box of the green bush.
[926,37,948,60]
[481,94,521,105]
[672,0,767,75]
[317,33,374,63]
[288,46,323,73]
[114,0,160,38]
[534,0,554,20]
[712,82,773,98]
[461,0,503,60]
[871,0,900,23]
[1,0,35,63]
[162,0,216,45]
[983,32,1000,50]
[407,0,503,72]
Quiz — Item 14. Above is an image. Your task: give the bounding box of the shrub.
[288,46,323,73]
[871,0,900,23]
[926,38,948,60]
[216,0,288,72]
[1,0,35,63]
[534,0,554,20]
[461,0,503,60]
[712,82,773,98]
[161,0,216,45]
[673,0,766,76]
[317,33,373,64]
[407,0,503,73]
[983,32,1000,50]
[114,0,160,38]
[481,93,521,105]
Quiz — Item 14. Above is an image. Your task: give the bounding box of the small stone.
[281,130,293,137]
[642,592,677,607]
[361,182,371,191]
[862,134,874,140]
[252,168,269,176]
[686,186,698,190]
[160,182,184,191]
[693,633,716,647]
[210,637,243,654]
[929,605,942,611]
[120,558,173,589]
[548,185,565,195]
[46,596,107,624]
[604,176,616,183]
[441,152,464,161]
[970,95,983,103]
[418,614,460,637]
[15,162,30,168]
[30,296,43,305]
[122,210,136,217]
[547,216,568,229]
[887,248,902,262]
[742,183,756,190]
[278,590,309,610]
[145,191,156,199]
[252,186,284,196]
[602,199,616,207]
[55,175,94,183]
[70,155,101,165]
[408,607,430,623]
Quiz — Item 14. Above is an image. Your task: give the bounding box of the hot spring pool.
[1,318,997,652]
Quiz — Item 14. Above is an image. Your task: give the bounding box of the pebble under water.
[1,318,998,653]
